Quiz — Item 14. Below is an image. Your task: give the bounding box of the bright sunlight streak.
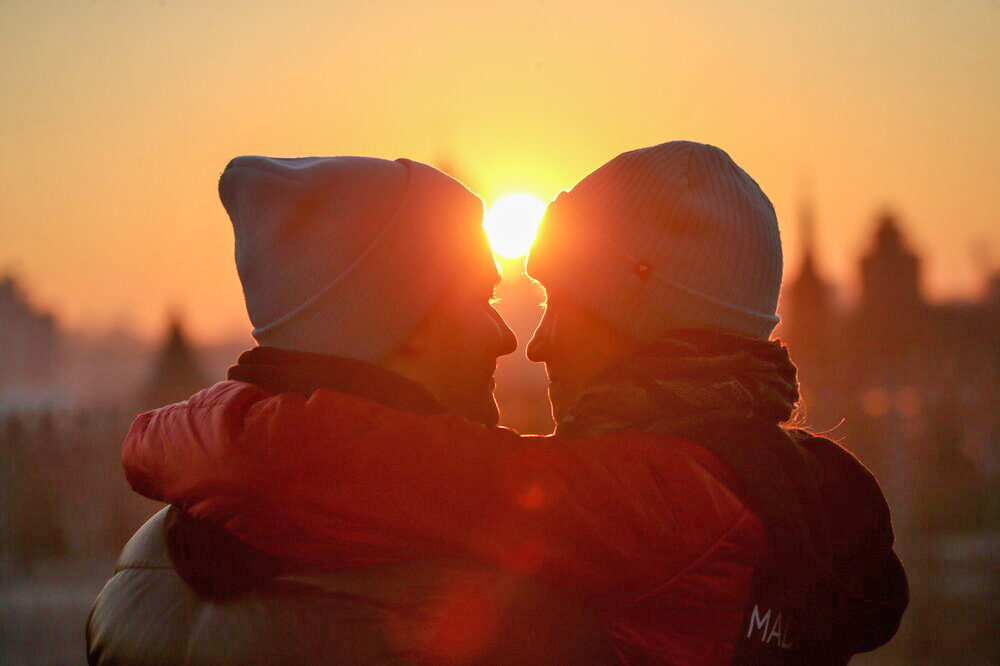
[483,194,547,260]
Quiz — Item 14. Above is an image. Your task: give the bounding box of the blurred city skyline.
[3,201,997,347]
[1,0,998,343]
[3,206,997,420]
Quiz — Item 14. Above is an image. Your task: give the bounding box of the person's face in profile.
[383,265,517,428]
[526,290,638,424]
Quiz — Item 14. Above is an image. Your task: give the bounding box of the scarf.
[559,329,800,438]
[227,346,447,416]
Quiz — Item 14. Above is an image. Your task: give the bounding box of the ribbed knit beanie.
[219,156,491,360]
[527,141,782,341]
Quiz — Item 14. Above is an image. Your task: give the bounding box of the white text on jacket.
[746,605,795,649]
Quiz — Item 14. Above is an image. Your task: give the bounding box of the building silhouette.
[780,205,1000,662]
[0,274,59,395]
[141,317,209,409]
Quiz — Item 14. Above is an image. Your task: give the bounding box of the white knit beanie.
[219,156,491,360]
[527,141,782,341]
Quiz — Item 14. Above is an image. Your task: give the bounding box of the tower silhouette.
[141,317,207,409]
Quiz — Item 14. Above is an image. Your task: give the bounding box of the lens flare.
[483,194,547,260]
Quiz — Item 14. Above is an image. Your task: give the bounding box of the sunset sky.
[2,0,998,343]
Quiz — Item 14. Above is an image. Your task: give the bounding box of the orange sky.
[1,0,998,343]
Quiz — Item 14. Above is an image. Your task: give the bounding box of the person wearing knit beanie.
[526,140,784,421]
[218,155,516,426]
[516,141,906,663]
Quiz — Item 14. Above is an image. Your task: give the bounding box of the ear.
[395,326,429,355]
[378,290,452,377]
[387,306,439,359]
[376,324,427,381]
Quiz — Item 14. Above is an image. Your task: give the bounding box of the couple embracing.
[88,141,907,665]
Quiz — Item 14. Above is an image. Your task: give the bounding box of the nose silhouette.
[526,308,553,362]
[492,307,518,357]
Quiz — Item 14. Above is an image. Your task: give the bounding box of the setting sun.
[483,194,547,259]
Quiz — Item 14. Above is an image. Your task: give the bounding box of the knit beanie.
[527,141,782,341]
[219,156,491,360]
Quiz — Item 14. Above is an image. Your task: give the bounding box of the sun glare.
[483,194,547,260]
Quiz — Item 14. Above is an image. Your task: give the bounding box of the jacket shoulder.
[115,507,172,570]
[87,508,406,666]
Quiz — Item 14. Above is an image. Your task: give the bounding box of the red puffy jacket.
[122,380,767,664]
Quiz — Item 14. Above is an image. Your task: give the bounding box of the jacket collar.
[227,346,446,416]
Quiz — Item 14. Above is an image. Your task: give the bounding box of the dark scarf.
[227,346,447,416]
[558,328,800,437]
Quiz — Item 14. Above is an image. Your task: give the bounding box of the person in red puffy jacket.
[90,143,907,665]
